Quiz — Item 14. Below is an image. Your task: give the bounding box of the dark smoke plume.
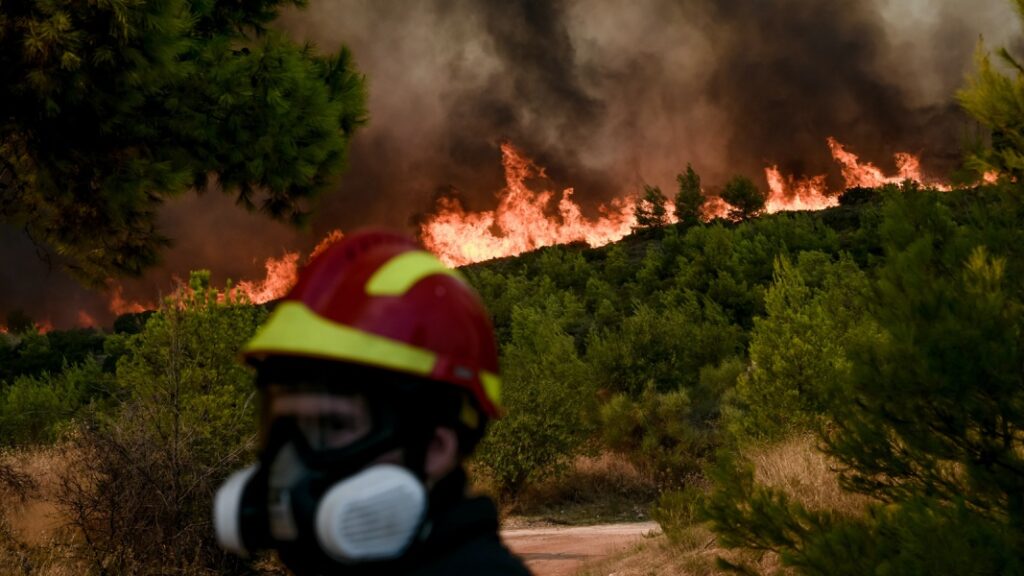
[1,0,1019,327]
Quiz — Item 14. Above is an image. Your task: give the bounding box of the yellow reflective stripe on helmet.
[365,251,465,296]
[243,301,437,376]
[480,371,501,407]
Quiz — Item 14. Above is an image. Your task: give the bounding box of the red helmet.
[242,230,501,419]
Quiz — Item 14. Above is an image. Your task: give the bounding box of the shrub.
[57,272,266,575]
[599,385,714,489]
[475,300,596,498]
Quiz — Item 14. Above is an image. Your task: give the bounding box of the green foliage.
[0,0,367,284]
[650,485,704,544]
[4,309,34,335]
[722,176,767,221]
[59,271,266,574]
[0,328,106,385]
[599,385,714,488]
[827,247,1024,523]
[674,164,705,227]
[587,296,745,397]
[475,300,596,497]
[703,455,1024,575]
[0,359,110,446]
[724,253,875,444]
[957,1,1024,180]
[704,188,1024,573]
[634,184,670,230]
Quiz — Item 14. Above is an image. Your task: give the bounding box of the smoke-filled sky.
[2,0,1020,328]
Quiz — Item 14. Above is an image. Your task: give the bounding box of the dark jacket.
[405,495,531,576]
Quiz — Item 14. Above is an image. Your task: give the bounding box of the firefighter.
[213,230,530,575]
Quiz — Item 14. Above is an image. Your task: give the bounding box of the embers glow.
[421,143,636,266]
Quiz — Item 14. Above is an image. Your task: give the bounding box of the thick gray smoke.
[2,0,1019,328]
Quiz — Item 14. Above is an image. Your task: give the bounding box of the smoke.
[2,0,1020,328]
[283,0,1018,204]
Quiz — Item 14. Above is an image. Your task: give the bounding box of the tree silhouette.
[0,0,367,284]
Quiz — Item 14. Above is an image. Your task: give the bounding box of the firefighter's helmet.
[242,229,501,418]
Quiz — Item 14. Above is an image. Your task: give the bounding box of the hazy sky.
[2,0,1020,328]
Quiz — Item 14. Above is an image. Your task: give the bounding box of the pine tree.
[634,184,669,230]
[957,0,1024,180]
[674,164,705,227]
[721,176,766,221]
[703,189,1024,574]
[0,0,367,284]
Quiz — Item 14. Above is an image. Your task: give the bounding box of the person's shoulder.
[412,531,532,576]
[408,496,532,575]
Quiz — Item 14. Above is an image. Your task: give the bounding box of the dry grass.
[577,435,873,576]
[576,526,785,576]
[0,444,87,576]
[485,452,661,526]
[745,433,873,516]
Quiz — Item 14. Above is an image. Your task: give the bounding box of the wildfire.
[109,283,148,316]
[421,143,636,266]
[764,168,837,213]
[826,137,950,190]
[763,138,954,214]
[77,310,97,328]
[233,252,300,304]
[416,138,966,265]
[309,229,345,262]
[50,136,979,330]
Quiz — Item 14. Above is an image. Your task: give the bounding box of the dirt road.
[502,522,660,576]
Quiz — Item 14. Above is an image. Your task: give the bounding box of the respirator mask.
[212,380,438,573]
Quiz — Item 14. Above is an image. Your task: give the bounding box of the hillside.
[2,180,1023,574]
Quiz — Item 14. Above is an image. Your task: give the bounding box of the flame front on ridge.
[420,143,637,267]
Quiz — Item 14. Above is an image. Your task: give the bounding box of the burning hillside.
[97,135,970,321]
[417,138,959,265]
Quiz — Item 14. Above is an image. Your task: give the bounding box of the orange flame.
[36,320,53,334]
[77,310,97,328]
[109,283,148,316]
[309,229,345,262]
[826,137,947,190]
[700,196,732,221]
[421,143,637,266]
[233,252,300,304]
[764,167,837,213]
[765,138,954,214]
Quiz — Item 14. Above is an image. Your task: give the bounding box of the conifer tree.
[634,184,669,230]
[957,0,1024,179]
[703,190,1024,574]
[721,176,766,221]
[0,0,367,284]
[674,164,705,227]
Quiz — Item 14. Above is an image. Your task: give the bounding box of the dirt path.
[502,522,660,576]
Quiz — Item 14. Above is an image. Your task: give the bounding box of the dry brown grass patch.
[480,452,660,525]
[745,433,873,516]
[576,527,787,576]
[0,444,87,576]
